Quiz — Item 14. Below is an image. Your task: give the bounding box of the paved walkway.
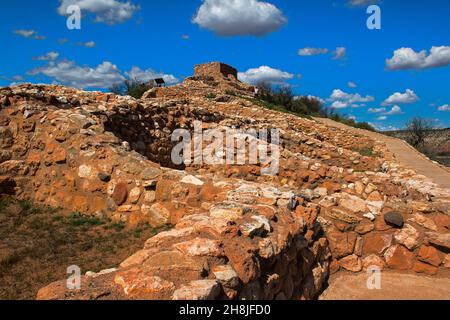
[314,118,450,189]
[320,272,450,300]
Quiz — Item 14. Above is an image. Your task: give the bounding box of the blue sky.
[1,0,449,130]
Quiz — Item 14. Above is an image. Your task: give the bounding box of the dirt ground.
[320,272,450,300]
[0,197,170,300]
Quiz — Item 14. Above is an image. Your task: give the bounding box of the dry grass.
[0,197,170,300]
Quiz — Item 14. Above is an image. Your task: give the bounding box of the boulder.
[384,212,404,228]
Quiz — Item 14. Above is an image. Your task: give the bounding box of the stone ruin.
[194,62,238,81]
[0,62,449,300]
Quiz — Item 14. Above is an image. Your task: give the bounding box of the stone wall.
[37,181,331,300]
[1,62,450,300]
[194,62,238,81]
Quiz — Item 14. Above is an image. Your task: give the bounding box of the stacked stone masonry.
[0,63,449,300]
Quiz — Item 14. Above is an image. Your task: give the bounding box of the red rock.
[362,233,392,256]
[362,254,386,271]
[173,238,222,257]
[155,179,174,201]
[355,223,374,235]
[367,191,383,202]
[426,232,450,251]
[384,245,414,270]
[374,216,392,231]
[26,153,41,166]
[114,268,175,299]
[327,231,357,259]
[144,203,171,228]
[72,195,89,212]
[330,259,340,275]
[413,261,438,276]
[224,240,261,284]
[320,181,341,194]
[339,254,362,272]
[434,215,450,231]
[112,183,128,205]
[52,147,67,164]
[418,245,443,267]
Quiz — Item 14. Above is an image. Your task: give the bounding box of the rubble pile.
[0,62,449,300]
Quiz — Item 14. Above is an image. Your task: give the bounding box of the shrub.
[109,78,153,99]
[205,92,217,100]
[405,117,434,147]
[225,89,236,96]
[68,211,103,227]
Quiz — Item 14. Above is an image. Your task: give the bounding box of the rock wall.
[1,63,450,300]
[37,180,331,300]
[194,62,238,81]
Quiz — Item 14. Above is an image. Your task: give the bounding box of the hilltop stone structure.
[194,62,238,81]
[0,62,449,300]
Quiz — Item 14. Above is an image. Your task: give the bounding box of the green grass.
[68,211,104,227]
[52,214,64,222]
[225,89,236,96]
[354,146,375,157]
[0,199,9,212]
[18,200,32,212]
[205,92,217,100]
[105,222,126,232]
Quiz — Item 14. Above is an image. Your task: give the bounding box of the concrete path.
[314,117,450,189]
[320,272,450,300]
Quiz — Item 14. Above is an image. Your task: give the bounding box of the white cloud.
[333,47,347,60]
[386,46,450,71]
[13,29,46,40]
[238,66,293,85]
[29,60,125,89]
[348,0,380,6]
[57,0,140,25]
[28,57,178,89]
[368,107,386,114]
[376,116,387,121]
[298,46,347,61]
[33,52,60,61]
[125,66,179,85]
[347,81,357,88]
[331,101,348,109]
[382,89,419,106]
[181,34,190,40]
[192,0,287,36]
[77,41,96,47]
[328,89,374,108]
[383,105,403,115]
[298,47,329,56]
[438,104,450,112]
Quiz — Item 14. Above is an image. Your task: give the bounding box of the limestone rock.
[339,255,362,273]
[394,224,420,250]
[172,280,221,300]
[212,265,240,288]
